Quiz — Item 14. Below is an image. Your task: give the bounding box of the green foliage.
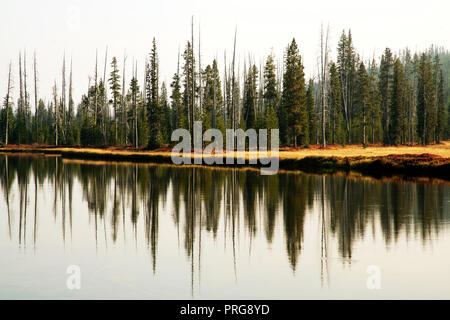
[243,64,258,130]
[2,37,450,149]
[281,38,307,146]
[306,80,317,145]
[389,58,406,145]
[417,53,437,145]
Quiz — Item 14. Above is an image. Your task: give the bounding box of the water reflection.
[1,154,449,296]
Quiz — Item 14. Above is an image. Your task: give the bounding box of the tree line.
[1,28,449,149]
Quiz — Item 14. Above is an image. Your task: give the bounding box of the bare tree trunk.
[224,51,228,128]
[320,24,330,148]
[24,50,28,126]
[231,27,237,131]
[122,53,128,145]
[212,56,217,129]
[103,46,108,144]
[61,54,66,143]
[69,58,73,130]
[19,52,24,144]
[33,51,38,143]
[94,50,98,125]
[5,62,12,145]
[198,25,202,116]
[191,16,195,135]
[133,60,138,148]
[53,81,59,146]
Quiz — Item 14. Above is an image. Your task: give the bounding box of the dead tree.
[198,24,202,115]
[24,50,28,121]
[62,54,66,142]
[94,50,98,125]
[18,52,24,143]
[68,58,74,129]
[231,27,237,130]
[191,16,195,132]
[134,60,138,147]
[4,62,13,145]
[319,23,330,147]
[53,81,59,146]
[122,53,128,145]
[33,51,38,141]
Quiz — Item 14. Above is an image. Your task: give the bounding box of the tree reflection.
[1,154,449,290]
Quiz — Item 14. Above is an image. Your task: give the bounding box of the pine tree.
[403,50,417,145]
[52,81,59,145]
[171,67,184,130]
[434,56,445,143]
[368,59,382,144]
[3,62,13,145]
[328,62,344,144]
[306,79,317,145]
[243,64,258,130]
[337,30,356,143]
[109,57,121,144]
[281,39,307,147]
[417,53,436,145]
[379,48,393,144]
[146,38,162,149]
[130,74,140,147]
[263,54,278,112]
[182,41,196,134]
[354,62,370,146]
[160,82,171,144]
[201,60,223,131]
[389,58,406,145]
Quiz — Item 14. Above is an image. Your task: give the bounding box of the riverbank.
[1,142,450,180]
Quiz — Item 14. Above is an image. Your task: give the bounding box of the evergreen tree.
[417,53,436,145]
[182,41,197,134]
[379,48,393,144]
[337,30,356,143]
[130,75,140,147]
[263,54,278,112]
[389,58,406,145]
[146,38,162,149]
[171,60,184,130]
[434,56,445,143]
[355,62,370,146]
[281,39,307,146]
[243,64,258,130]
[109,57,121,144]
[368,59,382,144]
[306,79,317,145]
[160,82,172,144]
[201,60,223,132]
[328,62,345,144]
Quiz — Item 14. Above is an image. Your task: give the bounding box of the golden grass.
[53,141,450,159]
[1,141,450,159]
[278,142,450,159]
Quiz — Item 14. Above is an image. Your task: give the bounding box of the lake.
[0,154,449,299]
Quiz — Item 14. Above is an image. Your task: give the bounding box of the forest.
[1,27,449,150]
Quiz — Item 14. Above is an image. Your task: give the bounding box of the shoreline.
[1,144,450,180]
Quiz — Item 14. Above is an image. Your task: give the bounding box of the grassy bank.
[1,142,450,180]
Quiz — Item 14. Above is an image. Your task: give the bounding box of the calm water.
[0,154,450,299]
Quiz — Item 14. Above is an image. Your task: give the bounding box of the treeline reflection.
[1,155,449,272]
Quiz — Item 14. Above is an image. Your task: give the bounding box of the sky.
[0,0,449,106]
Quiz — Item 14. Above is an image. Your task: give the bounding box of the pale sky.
[0,0,449,107]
